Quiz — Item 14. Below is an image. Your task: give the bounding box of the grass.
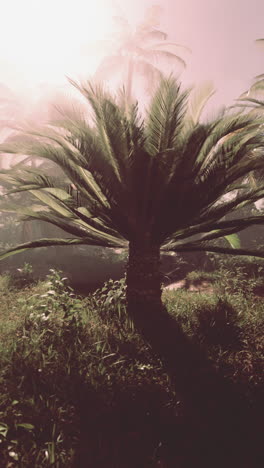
[0,266,263,467]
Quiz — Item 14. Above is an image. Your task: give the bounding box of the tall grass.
[0,267,263,467]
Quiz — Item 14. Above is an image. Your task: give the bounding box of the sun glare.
[0,0,113,90]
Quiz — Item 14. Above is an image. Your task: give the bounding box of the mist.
[0,0,263,286]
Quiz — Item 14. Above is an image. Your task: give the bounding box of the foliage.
[163,276,264,386]
[0,76,264,264]
[208,252,264,282]
[0,212,20,251]
[0,270,172,466]
[0,272,11,293]
[0,268,263,466]
[185,269,219,285]
[91,277,128,324]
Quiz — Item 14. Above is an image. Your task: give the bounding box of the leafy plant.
[92,277,126,310]
[0,271,174,466]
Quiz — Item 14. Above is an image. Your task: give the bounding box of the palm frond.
[68,79,131,190]
[250,79,264,94]
[140,30,167,44]
[164,215,264,246]
[146,76,189,155]
[1,166,128,242]
[186,81,216,125]
[163,242,264,259]
[139,49,186,69]
[196,187,264,224]
[0,237,126,261]
[147,42,191,54]
[194,112,262,169]
[0,129,115,213]
[236,97,264,108]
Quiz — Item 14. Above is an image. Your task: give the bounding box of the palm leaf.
[139,49,186,69]
[164,215,264,246]
[140,30,167,44]
[187,81,216,125]
[0,237,125,261]
[148,42,192,54]
[146,76,188,155]
[163,242,264,259]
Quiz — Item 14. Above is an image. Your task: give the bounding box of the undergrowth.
[0,266,263,467]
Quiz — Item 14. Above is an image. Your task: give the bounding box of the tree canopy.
[0,76,264,262]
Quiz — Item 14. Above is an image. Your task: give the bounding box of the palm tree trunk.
[126,241,198,378]
[126,240,195,373]
[126,241,162,322]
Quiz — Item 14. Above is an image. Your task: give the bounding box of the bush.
[0,270,174,467]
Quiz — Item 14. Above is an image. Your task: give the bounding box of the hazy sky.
[119,0,264,108]
[0,0,263,109]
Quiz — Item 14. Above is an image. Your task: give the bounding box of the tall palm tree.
[94,5,189,104]
[1,77,264,363]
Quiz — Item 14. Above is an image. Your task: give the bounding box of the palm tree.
[230,38,264,189]
[93,5,189,104]
[232,38,264,112]
[1,77,264,365]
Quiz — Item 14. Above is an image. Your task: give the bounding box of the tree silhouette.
[94,5,190,103]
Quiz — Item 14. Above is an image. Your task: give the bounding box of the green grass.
[0,268,263,467]
[184,269,219,285]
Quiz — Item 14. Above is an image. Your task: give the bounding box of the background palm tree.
[1,77,264,375]
[233,38,264,112]
[93,5,189,104]
[231,37,264,199]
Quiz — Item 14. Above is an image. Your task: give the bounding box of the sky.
[0,0,263,111]
[120,0,264,108]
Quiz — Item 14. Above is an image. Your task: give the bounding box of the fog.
[0,0,263,285]
[1,0,263,120]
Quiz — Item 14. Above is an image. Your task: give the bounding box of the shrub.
[0,270,175,466]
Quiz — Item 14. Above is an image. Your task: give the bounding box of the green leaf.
[16,423,35,431]
[224,233,241,249]
[0,423,8,437]
[187,81,215,124]
[0,238,87,260]
[30,190,74,217]
[43,187,71,201]
[0,237,126,261]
